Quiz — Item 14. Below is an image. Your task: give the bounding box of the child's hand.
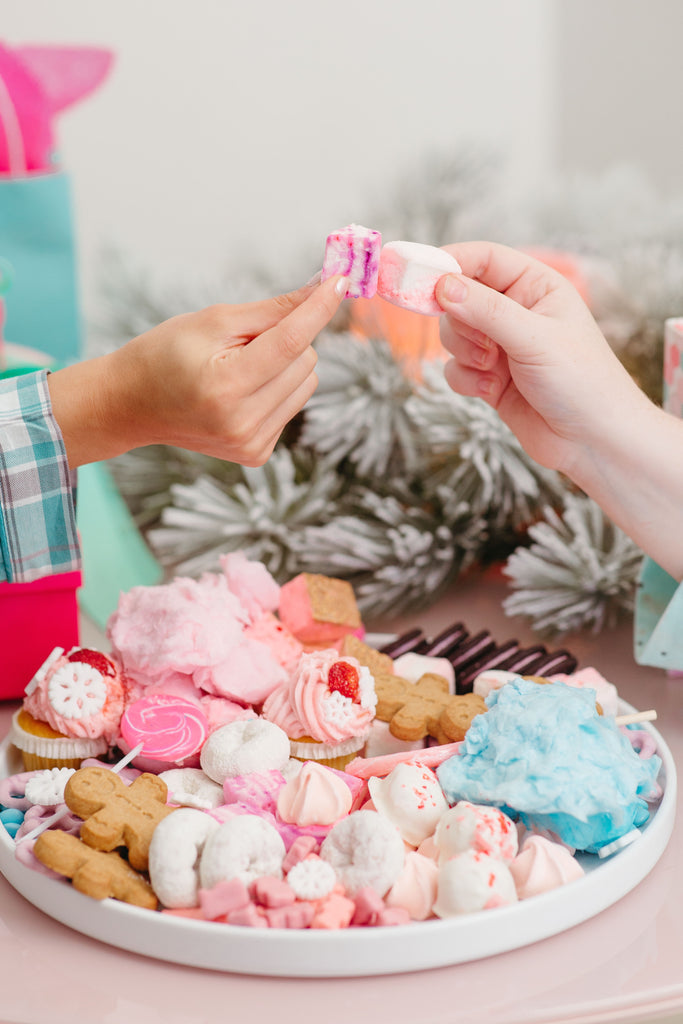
[48,275,346,467]
[434,241,649,480]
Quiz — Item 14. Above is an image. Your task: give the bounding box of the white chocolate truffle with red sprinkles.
[433,850,518,917]
[368,761,449,846]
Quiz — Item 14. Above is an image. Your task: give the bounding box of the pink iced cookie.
[119,694,209,771]
[321,224,382,298]
[377,241,462,315]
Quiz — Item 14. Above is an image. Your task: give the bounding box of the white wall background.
[4,0,683,340]
[2,0,557,333]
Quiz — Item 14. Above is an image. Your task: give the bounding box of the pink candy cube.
[321,224,382,299]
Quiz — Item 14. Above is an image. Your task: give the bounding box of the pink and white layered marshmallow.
[321,224,382,298]
[377,240,462,315]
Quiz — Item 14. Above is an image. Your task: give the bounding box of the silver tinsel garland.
[104,149,683,634]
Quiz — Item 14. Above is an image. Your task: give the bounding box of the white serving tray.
[0,701,676,978]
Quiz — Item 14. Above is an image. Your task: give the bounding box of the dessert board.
[0,699,676,977]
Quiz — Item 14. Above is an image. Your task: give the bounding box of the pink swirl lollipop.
[120,695,209,770]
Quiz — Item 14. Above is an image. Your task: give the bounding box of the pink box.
[0,570,82,701]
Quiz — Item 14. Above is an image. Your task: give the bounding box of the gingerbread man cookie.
[374,672,451,741]
[375,673,487,742]
[64,765,175,871]
[435,693,488,743]
[34,829,157,908]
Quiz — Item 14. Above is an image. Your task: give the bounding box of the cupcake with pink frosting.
[11,647,126,770]
[263,650,377,769]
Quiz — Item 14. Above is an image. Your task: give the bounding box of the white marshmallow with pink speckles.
[322,224,381,298]
[377,241,462,315]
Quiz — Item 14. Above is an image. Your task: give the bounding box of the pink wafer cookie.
[322,224,381,298]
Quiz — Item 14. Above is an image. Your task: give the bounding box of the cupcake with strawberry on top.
[263,650,377,770]
[10,647,127,770]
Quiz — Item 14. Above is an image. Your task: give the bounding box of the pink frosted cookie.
[321,224,382,298]
[119,695,209,772]
[377,241,462,315]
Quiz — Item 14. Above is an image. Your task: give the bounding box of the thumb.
[435,273,546,363]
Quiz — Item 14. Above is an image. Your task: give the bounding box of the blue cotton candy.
[436,678,661,852]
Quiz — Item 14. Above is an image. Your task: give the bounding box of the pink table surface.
[0,575,681,1024]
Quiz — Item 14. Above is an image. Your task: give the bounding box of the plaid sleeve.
[0,369,80,583]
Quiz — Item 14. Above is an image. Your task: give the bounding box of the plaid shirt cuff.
[0,369,80,583]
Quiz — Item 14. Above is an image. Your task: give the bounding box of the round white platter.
[0,701,676,978]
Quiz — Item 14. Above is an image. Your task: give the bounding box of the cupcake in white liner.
[263,650,377,770]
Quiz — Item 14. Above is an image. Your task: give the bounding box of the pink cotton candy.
[244,613,303,674]
[198,636,287,705]
[107,574,246,685]
[198,694,257,734]
[220,552,280,622]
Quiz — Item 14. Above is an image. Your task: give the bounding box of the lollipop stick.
[615,709,657,726]
[16,743,144,845]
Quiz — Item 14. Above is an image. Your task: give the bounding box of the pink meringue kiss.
[509,834,584,899]
[277,762,352,827]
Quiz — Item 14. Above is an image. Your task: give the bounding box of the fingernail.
[334,277,349,297]
[442,274,467,303]
[305,270,322,287]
